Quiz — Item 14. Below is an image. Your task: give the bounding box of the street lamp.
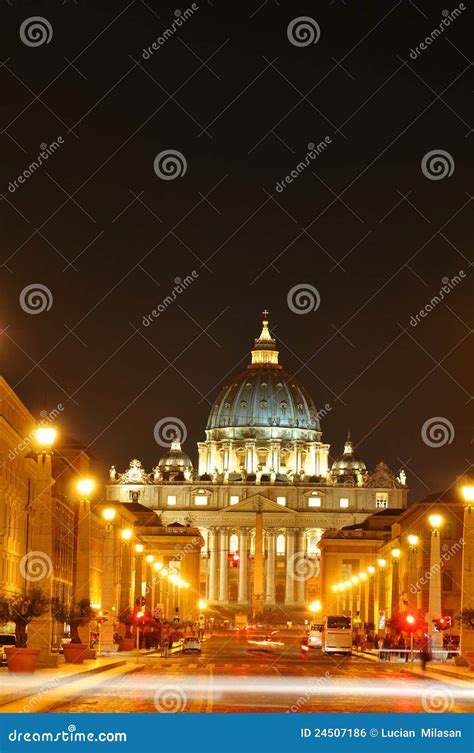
[309,600,321,615]
[145,554,154,564]
[135,544,144,554]
[198,599,208,611]
[77,478,95,498]
[121,528,133,541]
[153,561,163,572]
[34,426,57,451]
[428,513,443,652]
[407,534,419,547]
[102,508,116,521]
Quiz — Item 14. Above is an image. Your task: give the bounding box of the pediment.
[223,493,292,513]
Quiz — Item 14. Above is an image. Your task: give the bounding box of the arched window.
[442,568,454,592]
[229,533,239,554]
[276,533,286,555]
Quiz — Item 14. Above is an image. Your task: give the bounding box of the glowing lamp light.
[160,569,168,577]
[145,554,154,564]
[351,576,359,584]
[407,534,419,546]
[359,572,367,580]
[367,565,375,574]
[338,583,346,591]
[331,585,339,592]
[121,528,132,541]
[391,548,401,559]
[34,426,57,448]
[102,508,116,522]
[77,478,95,497]
[345,580,352,588]
[309,600,321,613]
[406,614,415,625]
[429,514,443,529]
[198,599,207,610]
[461,485,474,503]
[135,543,144,554]
[378,559,386,569]
[153,561,163,572]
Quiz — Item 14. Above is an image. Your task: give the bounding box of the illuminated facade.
[106,316,408,616]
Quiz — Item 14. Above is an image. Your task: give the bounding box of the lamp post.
[119,529,133,618]
[145,554,154,613]
[359,572,367,625]
[153,561,163,618]
[428,514,443,653]
[377,559,387,633]
[27,426,58,666]
[308,600,322,623]
[460,484,474,657]
[134,544,144,606]
[391,548,400,620]
[407,535,419,609]
[351,576,359,623]
[367,566,375,627]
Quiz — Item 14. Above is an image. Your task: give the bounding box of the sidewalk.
[402,661,474,684]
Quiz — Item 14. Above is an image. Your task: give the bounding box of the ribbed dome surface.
[206,366,320,433]
[158,440,193,472]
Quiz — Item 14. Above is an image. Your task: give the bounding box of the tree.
[457,608,474,630]
[52,598,94,643]
[0,589,50,648]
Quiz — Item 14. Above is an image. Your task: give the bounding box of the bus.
[321,615,352,655]
[308,622,324,648]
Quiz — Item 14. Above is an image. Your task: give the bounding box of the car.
[182,636,202,653]
[247,631,284,653]
[0,634,16,663]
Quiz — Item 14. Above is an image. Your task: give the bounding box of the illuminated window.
[308,497,321,508]
[230,495,239,505]
[167,495,177,506]
[195,496,208,506]
[307,533,321,555]
[276,496,286,506]
[375,493,388,509]
[229,534,239,553]
[339,498,349,508]
[276,533,286,554]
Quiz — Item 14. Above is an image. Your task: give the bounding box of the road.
[51,632,473,713]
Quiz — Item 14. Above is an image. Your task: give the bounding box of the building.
[106,314,408,618]
[320,491,464,634]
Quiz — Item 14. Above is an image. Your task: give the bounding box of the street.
[51,633,474,713]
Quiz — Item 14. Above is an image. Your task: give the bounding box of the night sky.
[1,0,472,501]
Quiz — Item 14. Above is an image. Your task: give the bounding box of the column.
[219,528,228,602]
[295,530,306,605]
[285,528,296,605]
[119,540,132,615]
[305,442,317,476]
[100,525,116,652]
[198,442,209,476]
[269,441,281,473]
[460,495,474,655]
[391,555,400,618]
[428,519,443,651]
[208,527,218,602]
[359,576,367,623]
[265,529,276,604]
[27,451,58,666]
[134,550,143,606]
[238,528,249,604]
[245,439,256,474]
[367,568,375,625]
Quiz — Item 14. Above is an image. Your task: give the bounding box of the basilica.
[106,315,408,617]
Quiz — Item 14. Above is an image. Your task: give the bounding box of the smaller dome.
[330,431,367,484]
[158,439,193,474]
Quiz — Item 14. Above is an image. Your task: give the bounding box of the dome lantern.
[250,310,280,367]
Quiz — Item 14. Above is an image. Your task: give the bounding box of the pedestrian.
[373,634,380,651]
[420,636,431,670]
[161,626,170,658]
[397,634,407,662]
[382,634,391,661]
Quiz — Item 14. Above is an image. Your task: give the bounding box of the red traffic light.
[134,609,146,625]
[229,551,240,567]
[433,616,451,632]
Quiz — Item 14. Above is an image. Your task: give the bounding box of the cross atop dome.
[250,311,280,367]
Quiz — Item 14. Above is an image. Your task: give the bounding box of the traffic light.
[134,609,146,626]
[405,614,416,631]
[229,551,240,567]
[433,616,451,632]
[95,609,108,624]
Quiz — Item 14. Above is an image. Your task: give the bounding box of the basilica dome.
[158,439,193,476]
[330,433,367,485]
[206,316,321,440]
